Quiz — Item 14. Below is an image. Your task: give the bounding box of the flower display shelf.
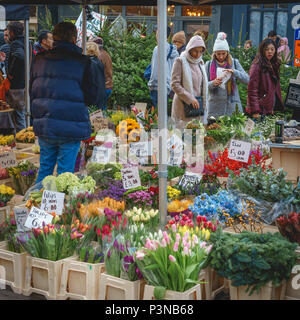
[229,280,287,300]
[143,284,201,300]
[59,256,105,300]
[285,246,300,300]
[98,273,144,300]
[199,267,225,300]
[23,256,65,300]
[15,142,34,150]
[0,205,10,224]
[0,241,28,294]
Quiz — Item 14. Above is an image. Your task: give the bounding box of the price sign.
[40,190,65,215]
[0,151,17,168]
[129,141,153,157]
[167,135,183,152]
[134,102,147,113]
[92,146,111,164]
[179,172,202,190]
[228,139,251,163]
[244,118,255,136]
[121,166,141,190]
[14,208,30,232]
[24,207,53,230]
[136,111,145,129]
[90,110,109,132]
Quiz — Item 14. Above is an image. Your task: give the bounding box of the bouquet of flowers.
[276,212,300,244]
[126,189,155,209]
[17,223,83,261]
[0,184,15,207]
[124,207,159,229]
[104,235,143,281]
[0,212,16,241]
[8,160,38,195]
[135,230,212,298]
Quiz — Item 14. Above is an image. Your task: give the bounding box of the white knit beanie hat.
[213,32,230,52]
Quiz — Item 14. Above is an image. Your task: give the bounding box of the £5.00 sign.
[228,139,251,163]
[0,151,17,168]
[24,206,53,230]
[121,166,141,190]
[40,190,65,215]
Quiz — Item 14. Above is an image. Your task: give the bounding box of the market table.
[270,140,300,183]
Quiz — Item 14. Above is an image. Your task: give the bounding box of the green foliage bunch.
[209,229,298,295]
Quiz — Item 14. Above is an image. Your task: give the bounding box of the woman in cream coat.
[171,35,208,128]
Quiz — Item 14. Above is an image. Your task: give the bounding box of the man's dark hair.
[7,21,24,37]
[268,30,277,37]
[38,30,51,44]
[53,22,77,43]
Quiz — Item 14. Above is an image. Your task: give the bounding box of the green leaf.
[236,253,251,263]
[154,286,166,300]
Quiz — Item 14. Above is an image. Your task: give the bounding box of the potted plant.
[209,229,298,300]
[135,229,212,300]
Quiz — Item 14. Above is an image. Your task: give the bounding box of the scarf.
[210,59,235,96]
[180,51,203,96]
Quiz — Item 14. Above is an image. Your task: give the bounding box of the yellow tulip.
[205,229,210,241]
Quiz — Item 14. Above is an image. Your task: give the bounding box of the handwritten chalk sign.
[0,151,17,168]
[92,146,111,164]
[228,139,251,163]
[91,111,109,132]
[244,118,255,136]
[24,206,53,230]
[129,141,153,157]
[40,190,65,215]
[121,166,141,190]
[179,172,202,190]
[14,207,30,232]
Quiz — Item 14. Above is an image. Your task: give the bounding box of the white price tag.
[129,141,153,157]
[228,139,251,163]
[167,135,183,152]
[40,190,65,215]
[14,208,30,232]
[24,206,53,230]
[244,118,255,136]
[136,112,145,129]
[92,146,111,164]
[179,172,202,189]
[0,151,17,168]
[121,166,141,190]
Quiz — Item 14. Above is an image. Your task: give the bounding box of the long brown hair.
[254,38,280,79]
[212,51,233,66]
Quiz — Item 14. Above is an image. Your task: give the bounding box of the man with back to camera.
[30,22,103,183]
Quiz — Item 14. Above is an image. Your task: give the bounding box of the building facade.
[36,4,300,57]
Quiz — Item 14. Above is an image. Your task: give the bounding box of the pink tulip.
[136,250,145,260]
[183,246,189,256]
[186,240,191,249]
[145,239,155,250]
[184,231,189,241]
[163,231,170,245]
[171,224,177,233]
[161,239,167,248]
[152,240,160,249]
[192,234,198,244]
[199,241,207,249]
[173,241,179,252]
[169,255,176,263]
[176,233,181,242]
[205,245,213,254]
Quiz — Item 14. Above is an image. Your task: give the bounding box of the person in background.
[268,30,280,49]
[244,40,252,50]
[86,41,107,110]
[0,28,11,74]
[6,21,26,132]
[171,35,208,128]
[193,30,206,40]
[172,31,186,55]
[205,32,249,119]
[148,27,179,107]
[30,22,103,183]
[247,38,284,119]
[277,37,290,62]
[33,30,53,56]
[91,36,113,110]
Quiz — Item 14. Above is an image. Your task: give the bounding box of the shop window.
[102,6,122,16]
[182,6,212,17]
[277,11,288,38]
[262,12,275,40]
[30,5,37,17]
[125,6,175,16]
[249,11,261,48]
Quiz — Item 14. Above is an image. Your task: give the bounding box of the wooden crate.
[229,280,286,300]
[7,195,25,211]
[143,284,201,300]
[0,242,28,294]
[59,256,105,300]
[23,256,65,300]
[15,142,34,150]
[0,206,10,224]
[0,177,14,189]
[285,246,300,300]
[98,273,144,300]
[199,267,225,300]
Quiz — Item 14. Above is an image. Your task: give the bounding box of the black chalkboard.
[285,82,300,109]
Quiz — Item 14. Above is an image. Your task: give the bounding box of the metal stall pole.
[24,18,30,127]
[82,2,87,54]
[157,0,168,227]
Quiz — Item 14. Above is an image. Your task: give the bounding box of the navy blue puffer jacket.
[30,41,102,141]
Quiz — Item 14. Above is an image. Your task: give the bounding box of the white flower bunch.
[125,207,158,223]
